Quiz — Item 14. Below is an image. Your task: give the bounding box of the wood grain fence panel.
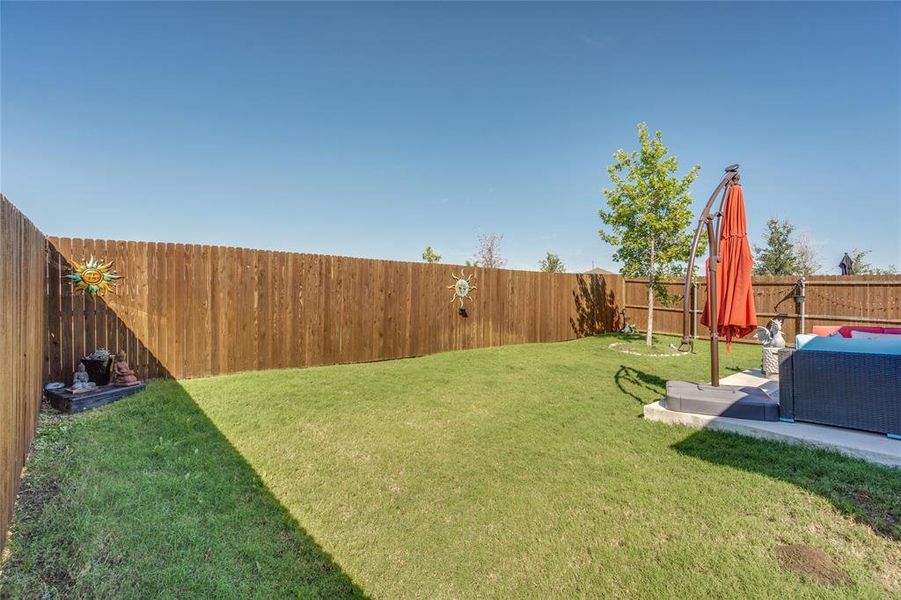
[58,238,74,380]
[1,196,47,552]
[200,244,213,377]
[44,237,624,381]
[624,275,901,343]
[162,243,175,376]
[114,239,130,372]
[45,242,62,382]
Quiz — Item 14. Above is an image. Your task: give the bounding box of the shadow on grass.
[614,365,666,405]
[24,247,363,594]
[0,381,366,598]
[672,430,901,541]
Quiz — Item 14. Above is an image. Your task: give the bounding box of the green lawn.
[1,335,899,598]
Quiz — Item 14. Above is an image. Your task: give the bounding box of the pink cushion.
[811,325,901,338]
[838,326,885,338]
[812,326,841,336]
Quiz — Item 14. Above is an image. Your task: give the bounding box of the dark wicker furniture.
[778,347,901,437]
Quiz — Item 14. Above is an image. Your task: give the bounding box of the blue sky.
[2,1,899,272]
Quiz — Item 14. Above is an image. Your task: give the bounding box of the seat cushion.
[811,325,841,336]
[838,326,886,338]
[800,335,901,355]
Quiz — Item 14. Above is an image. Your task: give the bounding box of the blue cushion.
[795,334,817,349]
[799,335,901,356]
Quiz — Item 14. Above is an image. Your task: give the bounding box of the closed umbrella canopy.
[700,183,757,346]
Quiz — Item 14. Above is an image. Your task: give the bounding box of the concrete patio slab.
[644,370,901,468]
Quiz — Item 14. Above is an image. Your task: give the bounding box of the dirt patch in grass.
[849,489,900,540]
[774,544,851,587]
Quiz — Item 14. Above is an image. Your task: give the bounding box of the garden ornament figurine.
[619,308,634,334]
[68,363,97,393]
[755,319,786,348]
[112,350,140,386]
[756,319,785,378]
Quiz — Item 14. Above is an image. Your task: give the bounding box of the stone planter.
[761,346,781,379]
[81,357,112,386]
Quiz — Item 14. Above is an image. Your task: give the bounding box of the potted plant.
[81,348,112,386]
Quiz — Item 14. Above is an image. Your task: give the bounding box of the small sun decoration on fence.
[448,270,476,316]
[65,257,123,297]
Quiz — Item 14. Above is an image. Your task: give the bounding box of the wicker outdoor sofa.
[778,338,901,438]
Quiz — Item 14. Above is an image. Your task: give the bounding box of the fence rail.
[0,196,46,552]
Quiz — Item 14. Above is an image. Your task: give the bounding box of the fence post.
[796,277,807,335]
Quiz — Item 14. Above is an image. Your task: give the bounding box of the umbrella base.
[664,380,779,421]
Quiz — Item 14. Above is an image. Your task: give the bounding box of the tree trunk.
[646,240,655,347]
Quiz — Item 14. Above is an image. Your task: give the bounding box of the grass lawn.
[1,334,899,598]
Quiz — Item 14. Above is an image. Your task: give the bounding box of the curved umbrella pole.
[677,164,740,386]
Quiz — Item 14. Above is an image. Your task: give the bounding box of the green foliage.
[848,249,899,275]
[849,249,873,274]
[421,246,441,263]
[538,252,565,273]
[464,259,480,268]
[0,385,362,598]
[599,124,699,283]
[4,337,898,597]
[753,217,800,275]
[599,123,700,344]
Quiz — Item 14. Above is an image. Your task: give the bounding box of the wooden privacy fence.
[623,275,901,342]
[0,196,46,552]
[46,238,623,382]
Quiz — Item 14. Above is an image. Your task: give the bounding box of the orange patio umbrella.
[669,167,779,419]
[700,182,757,349]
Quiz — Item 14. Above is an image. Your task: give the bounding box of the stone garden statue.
[112,350,140,386]
[756,319,786,378]
[755,319,786,348]
[68,363,97,393]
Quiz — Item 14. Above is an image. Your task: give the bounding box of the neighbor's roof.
[585,267,618,275]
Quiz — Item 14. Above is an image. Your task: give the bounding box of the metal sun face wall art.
[65,257,123,297]
[448,271,476,308]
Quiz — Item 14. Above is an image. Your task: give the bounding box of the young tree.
[539,252,565,273]
[794,232,820,275]
[848,249,899,275]
[476,233,505,269]
[421,246,441,263]
[848,249,872,274]
[753,217,799,275]
[600,123,700,347]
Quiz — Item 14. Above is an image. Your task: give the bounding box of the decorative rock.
[84,348,111,361]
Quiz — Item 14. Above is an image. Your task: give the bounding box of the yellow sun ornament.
[448,270,476,308]
[65,257,122,297]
